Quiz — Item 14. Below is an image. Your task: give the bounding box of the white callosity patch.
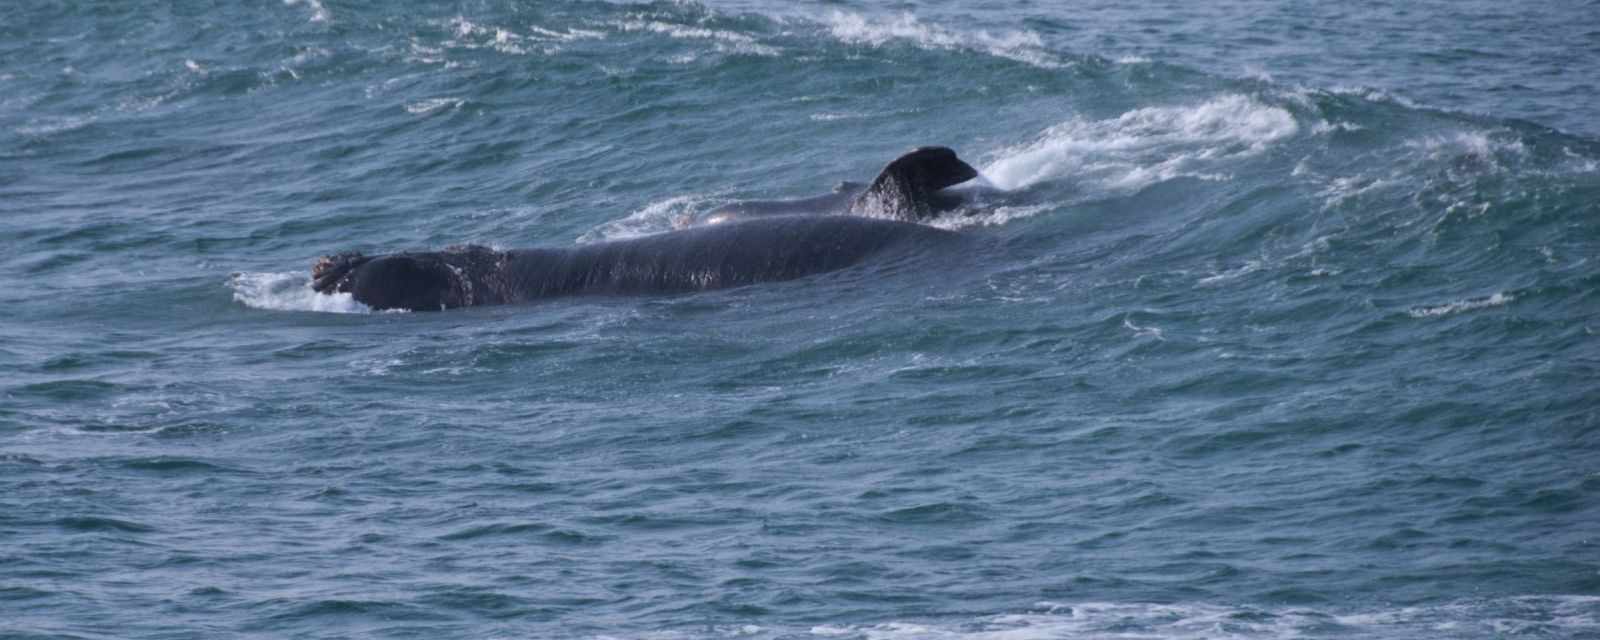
[282,0,329,23]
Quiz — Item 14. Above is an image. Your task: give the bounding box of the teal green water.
[2,2,1598,638]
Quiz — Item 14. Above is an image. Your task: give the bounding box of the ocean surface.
[3,1,1598,638]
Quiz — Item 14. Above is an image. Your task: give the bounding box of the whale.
[312,215,961,311]
[689,146,980,226]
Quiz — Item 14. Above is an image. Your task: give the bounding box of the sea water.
[2,1,1597,638]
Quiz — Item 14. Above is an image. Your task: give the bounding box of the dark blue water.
[3,1,1599,638]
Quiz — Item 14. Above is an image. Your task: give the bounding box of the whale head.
[854,146,980,220]
[311,245,503,311]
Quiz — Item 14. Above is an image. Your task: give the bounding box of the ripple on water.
[53,516,156,534]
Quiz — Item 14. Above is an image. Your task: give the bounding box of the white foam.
[1123,316,1166,340]
[434,16,582,56]
[617,20,780,57]
[982,94,1298,192]
[811,111,869,122]
[930,203,1052,230]
[578,193,729,243]
[1197,259,1265,285]
[15,114,96,137]
[229,272,372,314]
[527,25,606,42]
[1561,147,1599,173]
[822,11,1061,69]
[405,97,463,115]
[1328,85,1421,109]
[283,0,329,23]
[1408,292,1515,318]
[1315,174,1397,209]
[1407,130,1527,164]
[1311,120,1364,134]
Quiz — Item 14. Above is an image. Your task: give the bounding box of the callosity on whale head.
[311,246,504,311]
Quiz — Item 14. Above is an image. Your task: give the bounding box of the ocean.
[2,1,1597,638]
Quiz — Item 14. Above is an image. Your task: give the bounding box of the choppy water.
[3,1,1599,638]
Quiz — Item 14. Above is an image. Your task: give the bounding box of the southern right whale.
[311,215,962,312]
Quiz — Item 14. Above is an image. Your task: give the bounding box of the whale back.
[315,216,959,311]
[508,215,951,298]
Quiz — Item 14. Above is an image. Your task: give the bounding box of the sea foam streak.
[822,11,1062,69]
[1408,292,1515,318]
[617,19,780,57]
[229,272,371,314]
[580,193,730,242]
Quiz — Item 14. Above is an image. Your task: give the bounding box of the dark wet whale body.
[693,146,979,226]
[311,147,981,311]
[313,215,961,311]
